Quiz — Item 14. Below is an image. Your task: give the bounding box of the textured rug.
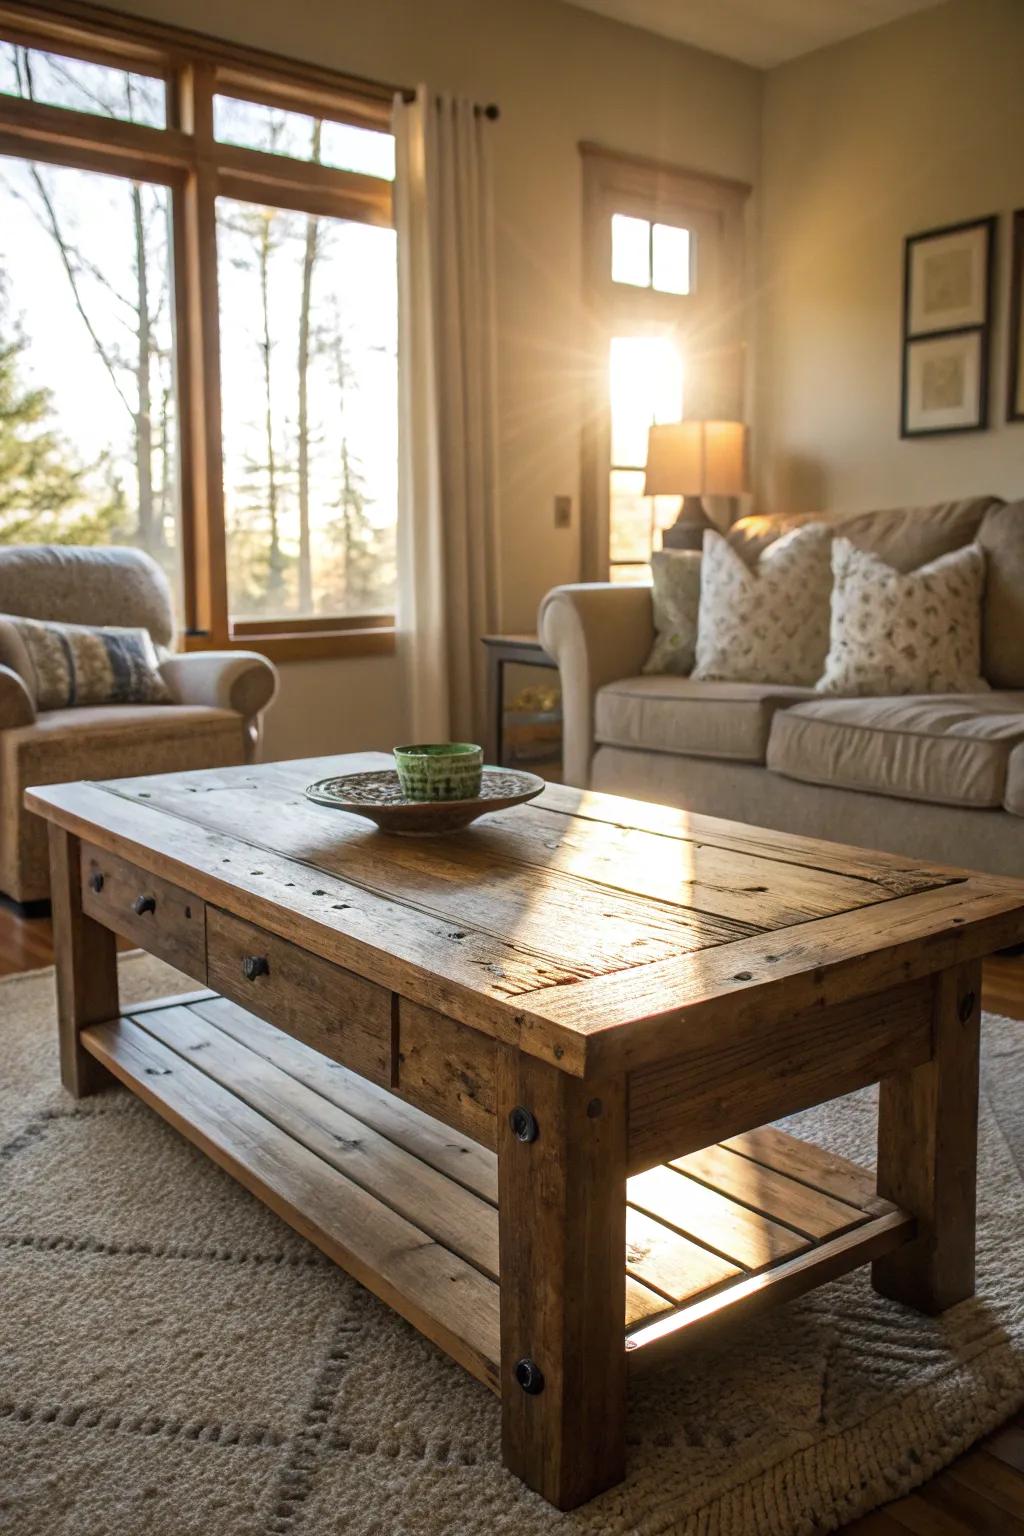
[2,955,1024,1536]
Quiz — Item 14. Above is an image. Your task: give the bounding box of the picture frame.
[902,330,986,437]
[904,215,995,338]
[1008,209,1024,423]
[901,215,996,438]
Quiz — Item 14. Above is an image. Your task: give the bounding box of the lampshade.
[644,420,749,498]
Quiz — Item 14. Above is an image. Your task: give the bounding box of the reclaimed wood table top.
[27,751,1024,1081]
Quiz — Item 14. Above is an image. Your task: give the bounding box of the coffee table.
[27,754,1024,1510]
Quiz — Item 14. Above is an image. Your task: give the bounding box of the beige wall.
[107,0,760,758]
[756,0,1024,515]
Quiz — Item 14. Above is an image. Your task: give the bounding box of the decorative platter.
[304,766,546,835]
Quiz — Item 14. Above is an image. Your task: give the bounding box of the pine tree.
[0,310,127,545]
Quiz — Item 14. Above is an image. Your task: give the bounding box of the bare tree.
[6,48,170,556]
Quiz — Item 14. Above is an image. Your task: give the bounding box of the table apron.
[626,975,935,1175]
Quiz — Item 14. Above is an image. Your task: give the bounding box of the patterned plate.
[304,767,546,835]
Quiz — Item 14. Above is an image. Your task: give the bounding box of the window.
[611,213,691,295]
[608,336,683,582]
[579,143,749,581]
[0,7,399,660]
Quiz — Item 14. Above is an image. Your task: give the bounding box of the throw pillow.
[2,614,171,711]
[642,549,702,676]
[816,538,988,696]
[692,523,833,686]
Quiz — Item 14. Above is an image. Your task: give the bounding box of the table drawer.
[81,843,207,981]
[207,908,391,1086]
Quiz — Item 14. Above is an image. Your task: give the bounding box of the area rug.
[2,955,1024,1536]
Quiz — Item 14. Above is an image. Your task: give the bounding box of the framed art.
[902,330,986,436]
[904,216,995,337]
[1008,209,1024,423]
[901,214,995,437]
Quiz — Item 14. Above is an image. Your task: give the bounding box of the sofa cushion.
[817,540,987,696]
[693,525,833,686]
[595,677,817,764]
[642,549,701,676]
[978,501,1024,689]
[730,497,998,571]
[767,694,1024,809]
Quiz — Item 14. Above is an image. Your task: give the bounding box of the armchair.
[0,545,277,904]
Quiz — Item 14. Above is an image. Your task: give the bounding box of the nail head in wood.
[514,1357,544,1394]
[509,1105,538,1143]
[242,954,270,982]
[132,894,156,916]
[89,871,104,893]
[958,990,977,1024]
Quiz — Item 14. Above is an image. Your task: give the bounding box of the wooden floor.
[3,896,1023,1532]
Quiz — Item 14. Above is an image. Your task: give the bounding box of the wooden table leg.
[48,824,119,1098]
[872,960,981,1314]
[497,1048,626,1509]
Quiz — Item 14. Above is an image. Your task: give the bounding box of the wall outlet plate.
[554,495,572,529]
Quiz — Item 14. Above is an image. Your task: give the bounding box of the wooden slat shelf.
[81,993,915,1392]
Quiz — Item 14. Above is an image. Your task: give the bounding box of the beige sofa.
[0,545,278,903]
[539,498,1024,879]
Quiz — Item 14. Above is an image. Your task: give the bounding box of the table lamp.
[644,419,749,551]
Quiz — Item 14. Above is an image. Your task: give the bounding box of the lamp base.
[660,495,713,552]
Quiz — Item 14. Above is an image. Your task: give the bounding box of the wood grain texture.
[48,825,119,1097]
[83,1013,503,1392]
[873,961,982,1313]
[395,999,497,1149]
[627,979,933,1172]
[191,994,499,1202]
[81,842,207,980]
[497,1048,627,1510]
[25,757,1024,1082]
[137,1003,499,1276]
[207,906,391,1086]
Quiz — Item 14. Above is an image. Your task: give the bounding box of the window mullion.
[176,59,228,646]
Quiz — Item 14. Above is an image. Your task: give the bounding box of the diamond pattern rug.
[2,953,1024,1536]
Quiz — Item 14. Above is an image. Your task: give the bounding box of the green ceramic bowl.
[393,742,483,802]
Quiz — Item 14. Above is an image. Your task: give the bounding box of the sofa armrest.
[0,663,36,731]
[160,651,278,758]
[538,583,655,788]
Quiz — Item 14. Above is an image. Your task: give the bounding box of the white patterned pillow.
[692,524,833,686]
[817,538,988,696]
[642,549,701,675]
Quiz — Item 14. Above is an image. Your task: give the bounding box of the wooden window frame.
[0,0,402,662]
[579,143,750,582]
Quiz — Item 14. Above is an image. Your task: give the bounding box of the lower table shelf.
[82,992,915,1396]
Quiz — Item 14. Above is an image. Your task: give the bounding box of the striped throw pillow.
[1,614,171,711]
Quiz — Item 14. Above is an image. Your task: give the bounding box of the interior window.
[611,212,693,296]
[607,335,684,579]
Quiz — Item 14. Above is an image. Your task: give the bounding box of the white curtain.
[392,86,500,745]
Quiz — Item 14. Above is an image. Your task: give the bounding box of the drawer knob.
[89,872,105,894]
[133,894,157,916]
[242,954,270,981]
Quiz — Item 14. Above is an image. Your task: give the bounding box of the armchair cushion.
[1,614,171,710]
[159,650,278,721]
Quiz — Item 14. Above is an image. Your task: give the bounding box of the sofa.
[539,497,1024,880]
[0,544,278,904]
